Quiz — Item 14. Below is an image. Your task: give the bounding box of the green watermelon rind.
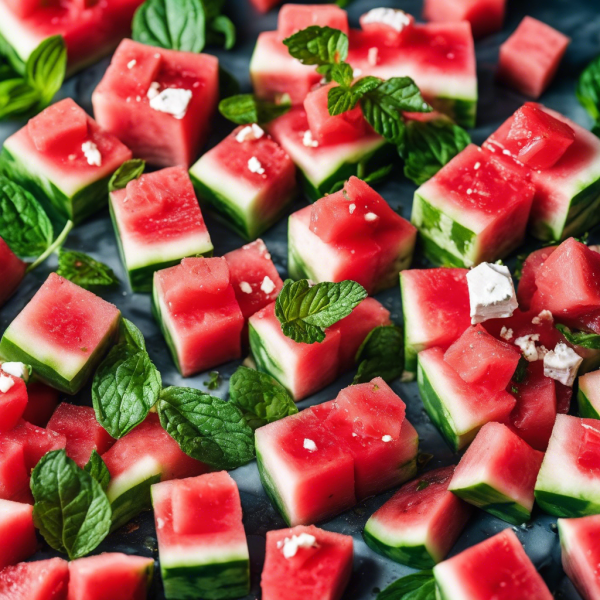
[534,489,600,518]
[109,473,162,533]
[0,26,27,74]
[430,96,477,130]
[248,321,291,395]
[362,526,437,570]
[578,388,600,420]
[255,445,292,526]
[151,283,184,376]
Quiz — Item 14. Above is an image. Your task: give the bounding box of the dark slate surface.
[2,0,599,597]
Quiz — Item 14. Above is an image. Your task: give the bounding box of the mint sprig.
[556,324,600,349]
[84,450,111,492]
[377,570,436,600]
[219,94,290,125]
[275,279,367,344]
[108,159,145,192]
[354,325,404,384]
[577,55,600,134]
[283,25,348,67]
[57,249,119,289]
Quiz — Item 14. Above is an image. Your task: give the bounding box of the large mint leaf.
[283,26,348,66]
[354,325,404,384]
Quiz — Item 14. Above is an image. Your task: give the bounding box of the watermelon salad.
[1,0,599,598]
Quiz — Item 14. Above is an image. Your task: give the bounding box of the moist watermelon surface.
[0,237,26,307]
[578,369,600,419]
[0,368,28,432]
[422,0,505,39]
[0,557,69,600]
[0,498,37,569]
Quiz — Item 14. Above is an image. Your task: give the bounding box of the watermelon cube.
[516,246,557,310]
[0,237,26,307]
[497,17,570,99]
[535,414,600,517]
[558,514,600,600]
[5,419,66,472]
[412,144,535,267]
[68,552,154,600]
[288,177,417,294]
[400,268,471,377]
[103,413,209,531]
[110,166,213,292]
[152,472,250,600]
[189,124,296,240]
[278,4,349,39]
[92,39,219,168]
[422,0,505,39]
[0,557,69,600]
[578,369,600,420]
[1,99,132,224]
[0,367,28,432]
[434,529,553,600]
[359,8,415,47]
[448,422,544,524]
[417,347,516,451]
[22,380,61,427]
[0,273,121,394]
[261,525,353,600]
[0,437,29,502]
[47,403,115,468]
[0,498,37,569]
[249,0,280,14]
[443,324,521,392]
[268,107,388,201]
[152,257,244,377]
[363,466,472,568]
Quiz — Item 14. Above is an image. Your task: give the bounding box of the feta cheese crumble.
[368,47,379,66]
[365,212,378,222]
[1,362,29,381]
[0,375,14,393]
[248,156,265,175]
[348,204,356,214]
[261,276,276,294]
[81,141,102,167]
[543,342,583,387]
[500,327,513,341]
[149,87,192,119]
[515,334,541,362]
[127,59,137,69]
[532,310,553,325]
[362,8,412,31]
[466,262,518,324]
[303,438,317,452]
[239,281,252,294]
[277,533,318,558]
[147,81,160,100]
[236,124,264,143]
[302,130,319,148]
[381,435,392,442]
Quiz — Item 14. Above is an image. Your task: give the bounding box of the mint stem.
[26,219,73,273]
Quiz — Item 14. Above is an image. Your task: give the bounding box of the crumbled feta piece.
[147,81,161,100]
[543,343,583,387]
[261,276,276,295]
[362,8,412,31]
[248,156,265,175]
[368,47,379,66]
[302,130,319,148]
[303,438,317,452]
[127,59,137,69]
[474,162,481,170]
[467,262,518,324]
[236,124,264,143]
[500,327,513,341]
[149,87,192,119]
[365,212,378,222]
[1,362,29,382]
[532,310,553,325]
[277,533,318,558]
[81,141,102,167]
[348,203,356,214]
[0,375,14,393]
[381,435,392,442]
[239,281,252,294]
[515,334,541,362]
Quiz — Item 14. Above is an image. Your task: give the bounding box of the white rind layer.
[0,3,43,62]
[107,455,163,503]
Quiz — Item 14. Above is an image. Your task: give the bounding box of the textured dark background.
[2,0,600,597]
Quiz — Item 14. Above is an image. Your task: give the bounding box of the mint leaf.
[556,324,600,349]
[56,249,119,289]
[229,366,298,429]
[351,76,381,97]
[26,35,66,107]
[577,55,600,124]
[401,118,471,185]
[119,318,147,351]
[208,15,236,50]
[31,449,111,559]
[275,279,368,344]
[108,159,145,192]
[377,571,436,600]
[204,370,222,390]
[328,85,356,116]
[416,480,430,491]
[219,94,290,125]
[363,163,393,184]
[0,176,53,258]
[157,386,255,470]
[283,26,348,66]
[84,450,110,492]
[0,79,40,120]
[354,325,404,384]
[330,62,353,88]
[512,356,529,383]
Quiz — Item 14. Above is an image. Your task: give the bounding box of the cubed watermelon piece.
[444,324,521,391]
[516,246,557,310]
[67,553,154,600]
[434,529,553,600]
[1,99,132,224]
[22,380,61,427]
[277,4,349,39]
[0,237,26,306]
[5,419,66,472]
[579,369,600,420]
[412,144,535,267]
[449,422,544,524]
[417,347,516,451]
[110,166,213,292]
[2,0,42,18]
[0,273,121,394]
[497,17,570,99]
[189,124,296,240]
[47,403,114,468]
[359,8,415,47]
[558,514,600,600]
[400,267,471,377]
[422,0,505,38]
[248,0,280,14]
[103,413,209,531]
[0,368,28,432]
[0,436,29,501]
[289,177,417,294]
[0,557,69,600]
[535,415,600,517]
[0,498,37,569]
[268,107,388,201]
[152,257,244,377]
[363,466,472,568]
[152,472,250,600]
[92,39,219,168]
[261,525,353,600]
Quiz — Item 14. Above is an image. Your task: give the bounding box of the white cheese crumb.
[236,124,264,143]
[127,59,137,69]
[467,262,518,324]
[365,212,378,222]
[500,327,513,341]
[381,435,393,442]
[156,518,165,530]
[278,533,318,558]
[474,162,481,170]
[149,87,192,119]
[302,130,319,148]
[543,342,582,387]
[368,47,379,66]
[248,156,265,175]
[1,362,29,382]
[261,276,276,295]
[515,334,541,362]
[147,81,160,100]
[362,8,412,31]
[81,141,102,167]
[532,310,553,325]
[348,203,356,214]
[303,438,317,452]
[0,375,14,393]
[239,281,252,294]
[502,149,512,156]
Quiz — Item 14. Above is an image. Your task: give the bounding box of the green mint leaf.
[204,371,222,390]
[354,325,404,384]
[555,324,600,349]
[56,249,119,290]
[219,93,290,125]
[132,0,207,52]
[25,35,66,107]
[416,480,430,491]
[577,55,600,123]
[31,449,111,559]
[0,175,53,258]
[401,118,471,185]
[219,65,240,98]
[229,366,298,430]
[363,163,393,185]
[108,159,145,192]
[328,84,356,116]
[0,55,18,80]
[157,386,255,470]
[84,450,110,492]
[119,318,147,352]
[275,279,368,344]
[351,76,381,97]
[377,571,436,600]
[330,62,354,88]
[0,79,41,120]
[283,26,348,66]
[512,356,529,384]
[208,15,236,50]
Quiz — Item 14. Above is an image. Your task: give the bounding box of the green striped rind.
[255,445,292,526]
[363,527,436,570]
[399,274,418,379]
[534,489,600,518]
[431,96,477,130]
[578,388,600,420]
[152,284,184,376]
[109,473,161,532]
[0,146,113,225]
[248,322,290,394]
[450,482,530,525]
[287,233,314,281]
[0,27,26,74]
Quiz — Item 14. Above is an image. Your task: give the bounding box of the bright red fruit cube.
[0,557,69,600]
[422,0,505,38]
[0,368,27,432]
[0,437,29,502]
[516,246,557,310]
[6,420,66,472]
[0,237,26,307]
[21,381,60,427]
[359,8,415,47]
[0,499,37,569]
[277,4,349,39]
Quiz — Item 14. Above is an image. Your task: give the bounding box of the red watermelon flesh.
[359,8,415,47]
[516,246,557,310]
[47,403,114,467]
[0,237,26,307]
[3,0,43,18]
[21,381,60,427]
[578,422,600,472]
[67,553,153,600]
[0,557,69,600]
[0,437,29,501]
[422,0,504,39]
[5,419,66,472]
[261,525,353,600]
[0,369,28,432]
[0,498,37,569]
[249,0,281,14]
[444,325,521,392]
[277,4,349,39]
